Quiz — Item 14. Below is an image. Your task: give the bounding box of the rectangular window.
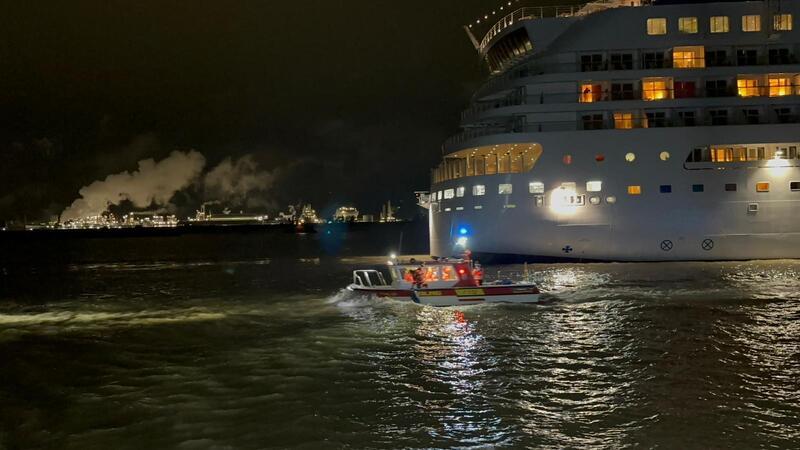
[611,83,635,100]
[609,53,633,70]
[642,77,672,100]
[710,16,729,33]
[473,185,485,196]
[692,184,705,192]
[580,54,604,72]
[743,109,760,124]
[737,78,761,97]
[628,185,642,195]
[645,111,666,128]
[679,17,698,33]
[706,79,729,97]
[437,191,443,201]
[582,113,605,130]
[660,184,672,193]
[756,182,770,192]
[444,188,455,199]
[673,46,705,68]
[674,81,696,98]
[774,14,793,31]
[642,52,666,69]
[709,109,729,126]
[580,84,602,103]
[769,48,791,65]
[790,181,800,191]
[498,183,513,195]
[737,49,758,66]
[647,18,667,35]
[769,76,792,97]
[456,186,465,197]
[529,181,545,194]
[706,50,728,66]
[586,181,602,192]
[678,110,696,126]
[614,112,634,129]
[725,183,737,192]
[534,195,544,207]
[742,15,761,32]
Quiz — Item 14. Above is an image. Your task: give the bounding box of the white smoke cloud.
[60,150,206,221]
[203,155,274,208]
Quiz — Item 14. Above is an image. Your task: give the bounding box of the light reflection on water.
[0,258,798,448]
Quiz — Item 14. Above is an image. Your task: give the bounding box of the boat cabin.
[389,259,481,288]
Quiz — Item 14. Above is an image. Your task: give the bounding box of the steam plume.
[61,150,206,221]
[203,155,274,208]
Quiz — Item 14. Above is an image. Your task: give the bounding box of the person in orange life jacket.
[412,263,426,289]
[472,259,484,285]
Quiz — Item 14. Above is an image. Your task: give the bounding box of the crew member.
[412,263,425,289]
[472,260,484,285]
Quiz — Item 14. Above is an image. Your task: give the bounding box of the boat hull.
[347,284,540,306]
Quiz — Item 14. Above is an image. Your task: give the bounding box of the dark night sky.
[0,0,500,221]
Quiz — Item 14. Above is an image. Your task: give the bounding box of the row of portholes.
[562,151,671,164]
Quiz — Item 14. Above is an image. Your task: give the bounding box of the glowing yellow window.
[580,84,602,103]
[627,185,642,195]
[769,77,792,97]
[774,14,792,31]
[679,17,698,33]
[756,182,770,192]
[647,18,667,35]
[737,78,761,97]
[642,78,672,101]
[742,15,761,32]
[711,147,734,162]
[710,16,729,33]
[614,113,634,129]
[673,46,705,68]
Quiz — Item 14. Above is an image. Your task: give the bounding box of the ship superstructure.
[428,0,800,261]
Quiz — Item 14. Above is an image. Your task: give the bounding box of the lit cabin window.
[774,14,793,31]
[437,191,443,200]
[627,185,642,195]
[473,185,486,196]
[589,196,601,205]
[647,18,667,35]
[444,189,455,199]
[642,77,672,100]
[710,16,729,33]
[498,183,513,195]
[742,15,761,32]
[606,196,617,204]
[614,113,634,129]
[756,182,770,192]
[679,17,698,33]
[673,46,705,68]
[529,182,544,194]
[625,152,636,162]
[456,186,465,197]
[586,181,602,192]
[580,84,602,103]
[737,78,761,97]
[660,151,670,161]
[768,76,792,97]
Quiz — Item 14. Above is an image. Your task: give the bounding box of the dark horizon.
[0,0,515,223]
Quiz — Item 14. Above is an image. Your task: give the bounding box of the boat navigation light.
[390,253,397,259]
[456,237,469,247]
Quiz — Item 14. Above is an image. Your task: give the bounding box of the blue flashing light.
[459,227,469,236]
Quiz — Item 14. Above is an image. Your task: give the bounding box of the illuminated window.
[625,152,636,162]
[589,196,601,205]
[627,185,642,195]
[742,15,761,32]
[679,17,698,33]
[437,191,443,200]
[660,151,670,161]
[473,185,485,196]
[586,181,602,192]
[756,182,770,192]
[673,46,705,68]
[606,196,617,204]
[444,189,455,199]
[456,186,465,197]
[647,18,667,35]
[737,78,761,97]
[614,113,634,129]
[642,77,672,100]
[769,76,792,97]
[529,182,544,194]
[563,154,572,165]
[710,16,729,33]
[580,84,602,103]
[595,154,605,162]
[774,14,793,31]
[498,183,513,195]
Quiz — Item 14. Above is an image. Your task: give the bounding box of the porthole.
[589,196,601,205]
[606,196,617,204]
[595,154,605,162]
[625,152,636,162]
[660,151,670,161]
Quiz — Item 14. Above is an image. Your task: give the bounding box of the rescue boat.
[346,259,540,306]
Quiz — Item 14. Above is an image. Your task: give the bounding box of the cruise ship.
[425,0,800,261]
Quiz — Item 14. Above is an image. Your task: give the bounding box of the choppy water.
[0,258,799,449]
